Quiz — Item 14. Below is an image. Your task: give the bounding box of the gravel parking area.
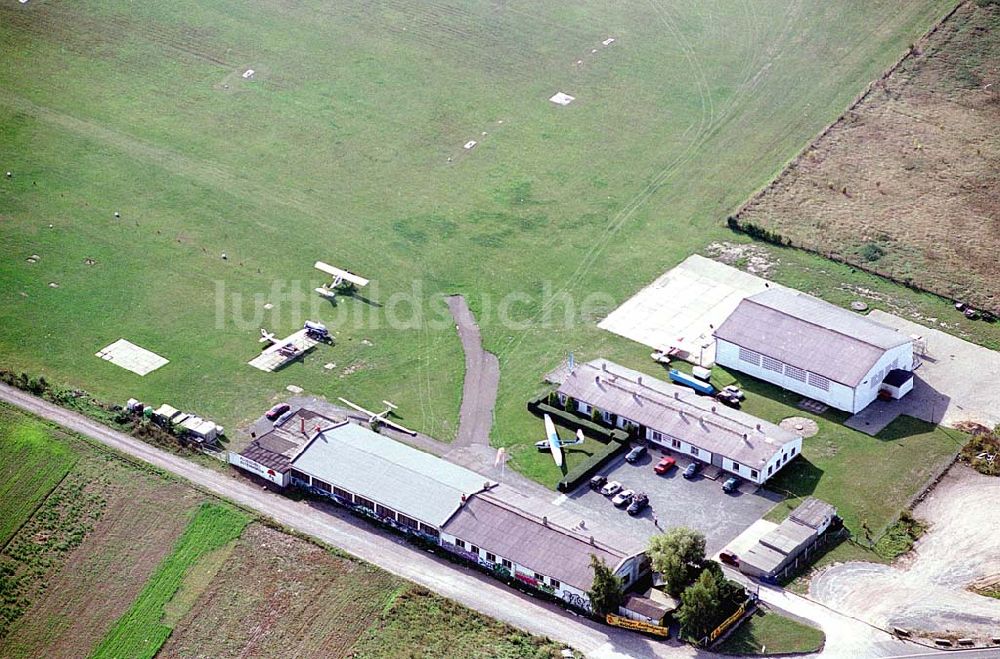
[565,446,783,554]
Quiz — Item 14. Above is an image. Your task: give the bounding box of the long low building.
[440,491,645,612]
[557,359,802,484]
[231,407,645,611]
[714,288,914,413]
[739,498,838,581]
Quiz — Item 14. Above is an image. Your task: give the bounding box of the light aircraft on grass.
[314,261,370,299]
[535,414,584,467]
[338,397,416,436]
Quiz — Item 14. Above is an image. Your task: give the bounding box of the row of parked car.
[588,475,649,515]
[653,454,741,493]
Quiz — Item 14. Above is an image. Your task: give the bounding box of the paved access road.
[1,383,971,659]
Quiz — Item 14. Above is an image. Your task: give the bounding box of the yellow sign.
[709,602,747,642]
[606,614,670,638]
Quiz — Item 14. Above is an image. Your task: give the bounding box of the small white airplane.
[535,414,584,467]
[314,261,370,299]
[259,328,277,344]
[338,397,416,435]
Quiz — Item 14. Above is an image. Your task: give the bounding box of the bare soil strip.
[445,295,499,450]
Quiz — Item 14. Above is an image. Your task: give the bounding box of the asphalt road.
[2,383,978,659]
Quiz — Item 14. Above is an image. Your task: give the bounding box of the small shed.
[620,594,669,625]
[881,369,914,400]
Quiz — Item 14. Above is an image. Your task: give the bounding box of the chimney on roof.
[674,391,680,400]
[461,493,467,505]
[711,405,717,413]
[543,516,548,527]
[756,423,762,432]
[637,376,643,386]
[590,535,595,546]
[301,417,305,434]
[743,433,749,442]
[602,362,608,372]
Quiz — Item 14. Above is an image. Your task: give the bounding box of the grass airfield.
[0,0,955,483]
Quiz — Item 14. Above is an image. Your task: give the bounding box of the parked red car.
[654,456,676,474]
[265,403,290,421]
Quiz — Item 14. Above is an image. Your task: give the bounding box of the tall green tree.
[587,555,623,617]
[676,569,722,641]
[647,527,706,596]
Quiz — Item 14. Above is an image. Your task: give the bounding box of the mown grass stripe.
[90,502,249,659]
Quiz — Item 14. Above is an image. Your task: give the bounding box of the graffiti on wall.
[562,591,592,614]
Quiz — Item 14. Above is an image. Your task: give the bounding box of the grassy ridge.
[348,586,561,659]
[91,503,249,659]
[0,413,77,546]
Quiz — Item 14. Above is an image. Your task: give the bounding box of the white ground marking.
[598,254,782,366]
[549,92,575,106]
[95,339,169,376]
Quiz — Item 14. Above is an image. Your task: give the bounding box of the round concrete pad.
[780,416,819,438]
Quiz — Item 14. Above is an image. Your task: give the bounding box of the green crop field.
[0,1,956,483]
[91,502,250,659]
[0,411,77,545]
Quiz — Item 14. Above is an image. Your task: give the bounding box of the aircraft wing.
[314,261,370,287]
[544,414,563,467]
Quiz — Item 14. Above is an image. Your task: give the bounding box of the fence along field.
[0,412,77,545]
[91,503,250,659]
[0,0,957,478]
[734,0,1000,312]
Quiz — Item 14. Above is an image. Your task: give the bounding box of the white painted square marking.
[549,92,575,106]
[95,339,169,376]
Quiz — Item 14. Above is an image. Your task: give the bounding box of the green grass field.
[0,411,77,545]
[91,502,249,659]
[716,609,824,656]
[0,1,956,471]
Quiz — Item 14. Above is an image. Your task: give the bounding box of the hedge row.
[527,399,630,444]
[557,439,628,493]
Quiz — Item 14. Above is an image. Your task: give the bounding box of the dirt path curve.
[445,295,499,455]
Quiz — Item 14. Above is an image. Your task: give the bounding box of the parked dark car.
[682,462,701,479]
[589,474,608,491]
[265,403,290,421]
[625,445,647,464]
[722,477,739,493]
[627,493,649,516]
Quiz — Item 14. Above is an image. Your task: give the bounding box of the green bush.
[860,242,885,262]
[557,440,627,492]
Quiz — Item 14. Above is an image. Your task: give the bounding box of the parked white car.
[612,489,635,507]
[600,480,623,497]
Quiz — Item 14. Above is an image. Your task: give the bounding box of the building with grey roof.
[439,492,645,612]
[714,288,914,413]
[739,497,838,581]
[289,420,492,535]
[229,408,340,486]
[557,359,802,484]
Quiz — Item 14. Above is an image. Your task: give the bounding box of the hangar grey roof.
[441,494,628,591]
[291,421,491,528]
[714,288,910,387]
[558,360,800,469]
